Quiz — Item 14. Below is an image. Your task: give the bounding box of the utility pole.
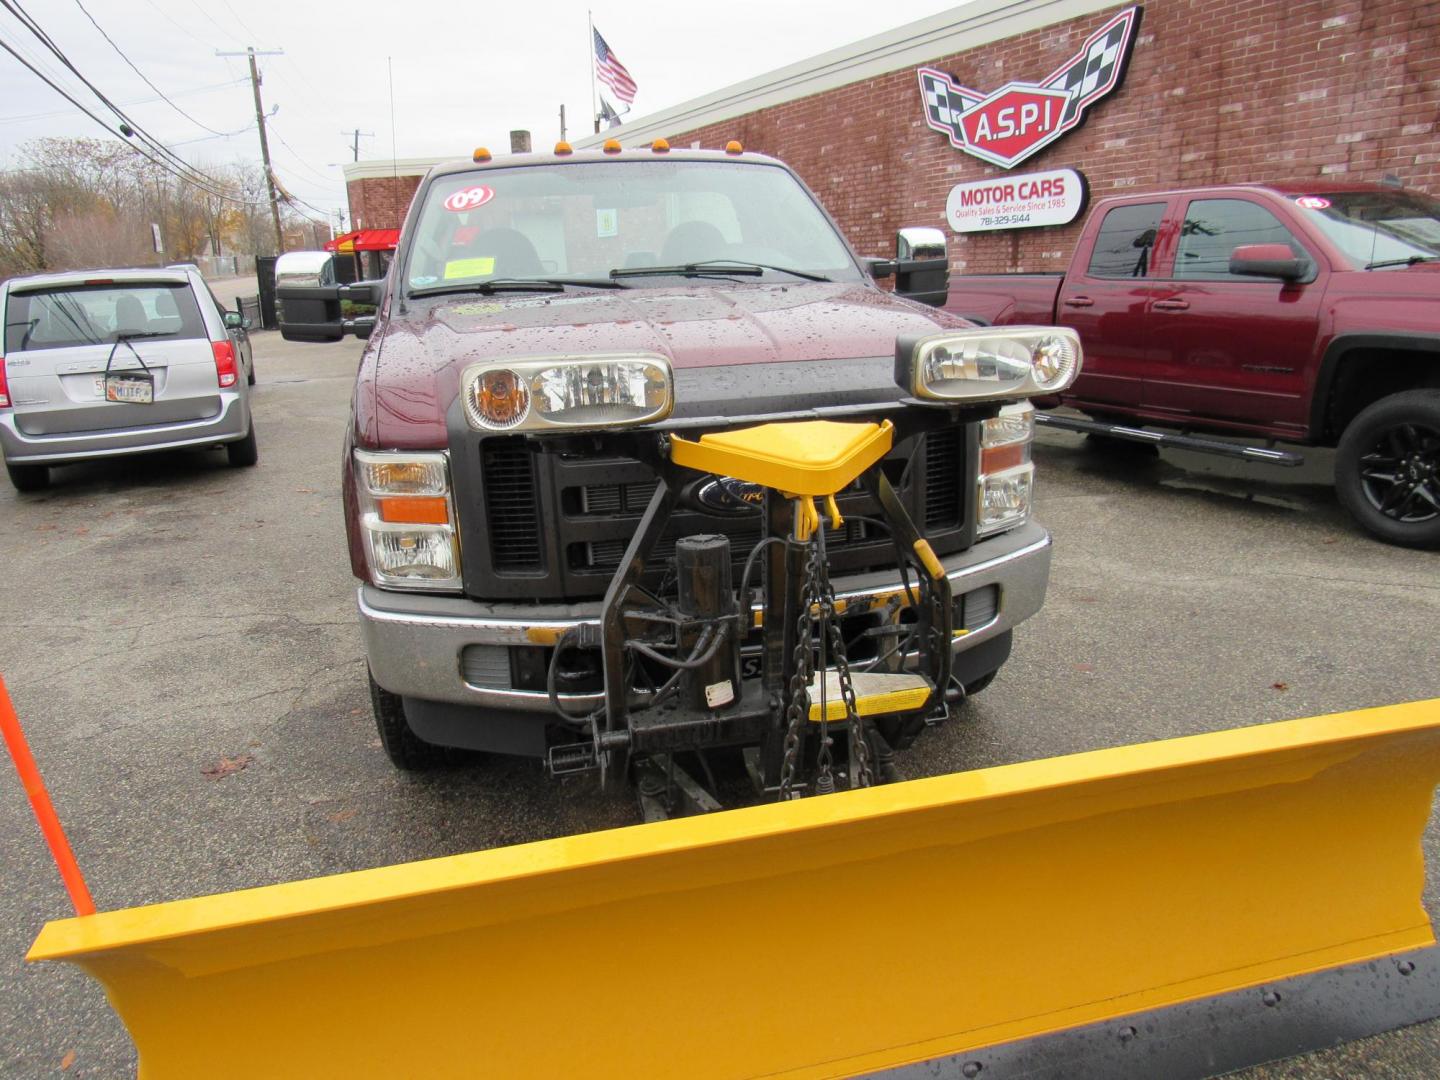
[217,46,285,256]
[559,104,566,143]
[342,128,375,162]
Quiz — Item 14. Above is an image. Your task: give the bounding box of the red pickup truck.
[943,182,1440,548]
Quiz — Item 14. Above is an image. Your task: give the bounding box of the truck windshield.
[404,160,862,294]
[1294,191,1440,269]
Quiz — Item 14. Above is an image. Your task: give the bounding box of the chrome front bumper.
[360,522,1053,713]
[0,391,250,464]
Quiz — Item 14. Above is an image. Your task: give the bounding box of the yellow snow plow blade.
[28,699,1440,1079]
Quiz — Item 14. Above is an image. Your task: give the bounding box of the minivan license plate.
[100,373,154,404]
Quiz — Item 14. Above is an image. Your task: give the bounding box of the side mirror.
[339,279,386,305]
[864,256,895,280]
[1229,243,1309,281]
[893,226,949,308]
[343,317,377,340]
[223,311,243,330]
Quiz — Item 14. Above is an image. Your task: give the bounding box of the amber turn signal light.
[376,496,450,525]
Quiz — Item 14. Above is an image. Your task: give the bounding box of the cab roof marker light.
[725,140,743,154]
[651,138,670,153]
[554,141,573,155]
[602,138,622,154]
[472,147,491,163]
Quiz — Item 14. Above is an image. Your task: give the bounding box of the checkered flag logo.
[1043,7,1141,125]
[917,6,1142,168]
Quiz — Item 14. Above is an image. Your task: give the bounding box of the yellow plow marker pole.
[28,699,1440,1079]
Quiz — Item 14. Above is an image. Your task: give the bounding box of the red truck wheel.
[1335,390,1440,549]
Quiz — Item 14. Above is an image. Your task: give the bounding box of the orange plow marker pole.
[0,675,95,917]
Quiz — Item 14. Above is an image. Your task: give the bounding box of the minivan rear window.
[4,282,206,353]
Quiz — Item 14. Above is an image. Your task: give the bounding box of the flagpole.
[588,10,599,134]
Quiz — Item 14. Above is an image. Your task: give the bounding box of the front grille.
[925,426,962,528]
[480,438,544,570]
[464,427,973,601]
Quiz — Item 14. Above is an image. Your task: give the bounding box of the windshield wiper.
[1364,255,1440,270]
[409,277,628,299]
[609,260,831,282]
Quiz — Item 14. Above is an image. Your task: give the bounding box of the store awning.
[325,229,400,254]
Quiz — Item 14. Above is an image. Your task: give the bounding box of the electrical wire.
[0,33,255,204]
[71,0,230,135]
[0,0,229,194]
[0,76,246,126]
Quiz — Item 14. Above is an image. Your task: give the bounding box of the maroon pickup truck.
[944,182,1440,548]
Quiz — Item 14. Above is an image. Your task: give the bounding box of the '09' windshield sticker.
[443,185,495,212]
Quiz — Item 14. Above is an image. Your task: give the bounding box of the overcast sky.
[0,0,965,225]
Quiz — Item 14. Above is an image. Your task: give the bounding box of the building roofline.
[342,157,462,183]
[574,0,1119,148]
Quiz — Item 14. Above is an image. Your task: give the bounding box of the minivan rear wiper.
[409,277,628,299]
[1364,255,1439,270]
[609,260,832,282]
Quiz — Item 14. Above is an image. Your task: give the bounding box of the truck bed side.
[943,274,1064,326]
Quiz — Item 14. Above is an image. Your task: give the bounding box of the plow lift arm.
[13,327,1440,1076]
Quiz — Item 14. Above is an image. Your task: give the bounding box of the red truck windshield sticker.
[1295,196,1332,210]
[443,185,496,212]
[918,6,1142,170]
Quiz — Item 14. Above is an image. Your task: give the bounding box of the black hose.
[627,623,726,670]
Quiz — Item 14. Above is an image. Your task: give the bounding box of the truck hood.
[363,282,970,447]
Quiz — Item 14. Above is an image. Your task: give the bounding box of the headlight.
[896,327,1082,402]
[461,354,673,432]
[354,449,462,591]
[977,402,1035,537]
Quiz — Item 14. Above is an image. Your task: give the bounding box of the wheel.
[226,423,259,467]
[369,669,448,771]
[5,461,49,492]
[1335,389,1440,549]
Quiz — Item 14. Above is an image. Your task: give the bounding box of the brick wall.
[347,175,422,232]
[665,0,1440,274]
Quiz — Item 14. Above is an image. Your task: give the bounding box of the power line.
[71,0,229,136]
[0,0,225,193]
[0,31,254,204]
[0,76,246,126]
[266,120,337,186]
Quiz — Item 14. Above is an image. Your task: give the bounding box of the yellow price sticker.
[444,257,496,280]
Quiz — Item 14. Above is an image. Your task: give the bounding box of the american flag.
[593,27,637,105]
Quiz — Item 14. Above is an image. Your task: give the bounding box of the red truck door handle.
[1152,299,1190,311]
[1062,296,1094,309]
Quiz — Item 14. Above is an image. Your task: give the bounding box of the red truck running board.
[1035,412,1306,465]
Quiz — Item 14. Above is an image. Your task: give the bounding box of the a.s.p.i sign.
[918,6,1142,169]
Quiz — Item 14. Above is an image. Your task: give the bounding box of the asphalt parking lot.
[2,329,1439,1077]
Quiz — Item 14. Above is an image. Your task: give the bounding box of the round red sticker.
[443,185,495,212]
[1295,196,1331,210]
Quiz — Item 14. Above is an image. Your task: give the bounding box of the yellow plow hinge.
[28,699,1440,1079]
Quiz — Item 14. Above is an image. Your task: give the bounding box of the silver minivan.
[0,266,257,491]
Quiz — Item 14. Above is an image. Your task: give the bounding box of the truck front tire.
[369,669,448,771]
[1335,389,1440,549]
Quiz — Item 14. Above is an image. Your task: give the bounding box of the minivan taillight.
[212,341,237,388]
[0,357,10,408]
